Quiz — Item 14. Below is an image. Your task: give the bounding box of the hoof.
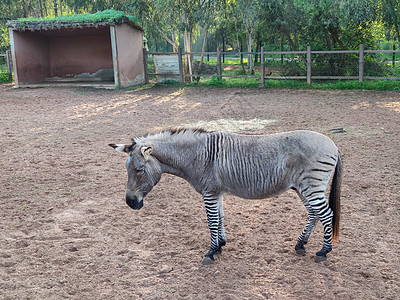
[315,245,331,262]
[315,255,327,263]
[295,241,306,256]
[216,240,226,254]
[202,256,215,265]
[296,248,306,256]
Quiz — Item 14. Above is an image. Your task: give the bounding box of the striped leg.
[296,157,338,262]
[216,196,226,254]
[202,192,222,265]
[295,191,319,255]
[306,192,334,262]
[296,208,319,255]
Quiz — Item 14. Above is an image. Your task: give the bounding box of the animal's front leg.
[202,192,221,265]
[216,195,226,254]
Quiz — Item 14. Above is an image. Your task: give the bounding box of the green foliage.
[222,78,260,88]
[1,0,400,82]
[1,0,400,56]
[17,9,138,25]
[161,79,180,84]
[359,80,400,91]
[0,70,10,83]
[379,0,400,40]
[184,71,400,90]
[209,75,225,86]
[199,78,400,91]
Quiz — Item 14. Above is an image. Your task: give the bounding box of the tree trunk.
[246,26,254,75]
[195,29,208,82]
[171,29,179,52]
[240,44,246,74]
[32,3,39,17]
[328,25,345,75]
[53,0,58,17]
[183,28,192,82]
[147,13,178,51]
[254,37,260,64]
[235,20,246,74]
[283,29,306,63]
[39,0,43,17]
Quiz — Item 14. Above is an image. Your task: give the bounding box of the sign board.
[153,54,180,83]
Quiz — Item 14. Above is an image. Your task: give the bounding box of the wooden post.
[260,46,265,87]
[6,50,12,82]
[8,29,18,86]
[217,47,222,81]
[240,44,245,74]
[178,47,184,83]
[142,48,149,84]
[307,45,312,85]
[110,26,120,88]
[359,44,364,83]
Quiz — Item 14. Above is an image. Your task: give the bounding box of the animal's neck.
[151,135,204,178]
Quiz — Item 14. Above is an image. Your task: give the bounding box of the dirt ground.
[0,84,399,300]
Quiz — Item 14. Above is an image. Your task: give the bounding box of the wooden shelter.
[7,14,145,88]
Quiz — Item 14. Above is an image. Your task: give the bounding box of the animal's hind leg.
[314,200,334,262]
[295,209,318,255]
[306,192,334,262]
[295,191,319,255]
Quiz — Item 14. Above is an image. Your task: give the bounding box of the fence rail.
[3,46,398,86]
[145,45,400,85]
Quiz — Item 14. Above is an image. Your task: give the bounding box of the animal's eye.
[135,167,144,174]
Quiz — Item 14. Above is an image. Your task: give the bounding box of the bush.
[209,75,225,86]
[0,70,10,83]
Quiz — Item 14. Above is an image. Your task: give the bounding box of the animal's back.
[210,130,338,198]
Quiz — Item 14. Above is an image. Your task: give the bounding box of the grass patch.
[149,56,400,90]
[309,80,400,91]
[17,9,138,25]
[171,77,400,91]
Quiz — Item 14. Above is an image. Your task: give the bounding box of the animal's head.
[109,142,162,210]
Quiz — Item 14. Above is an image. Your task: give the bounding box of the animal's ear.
[109,144,131,153]
[141,146,153,159]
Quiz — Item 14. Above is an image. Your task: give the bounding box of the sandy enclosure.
[0,85,399,299]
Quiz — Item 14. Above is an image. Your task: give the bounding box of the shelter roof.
[6,9,143,32]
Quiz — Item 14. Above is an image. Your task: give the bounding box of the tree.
[128,0,179,51]
[0,0,396,65]
[235,0,261,74]
[379,0,400,42]
[129,0,221,80]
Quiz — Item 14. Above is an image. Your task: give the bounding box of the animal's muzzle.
[126,195,143,210]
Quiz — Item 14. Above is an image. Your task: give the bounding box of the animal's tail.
[329,152,342,246]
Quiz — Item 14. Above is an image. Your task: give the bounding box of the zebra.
[110,128,342,265]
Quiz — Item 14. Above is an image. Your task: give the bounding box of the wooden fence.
[145,45,400,85]
[0,50,13,81]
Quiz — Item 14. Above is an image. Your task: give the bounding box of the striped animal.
[110,128,342,265]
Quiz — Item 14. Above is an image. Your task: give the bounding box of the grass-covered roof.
[7,9,142,31]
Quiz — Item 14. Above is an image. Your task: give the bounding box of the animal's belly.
[224,182,289,200]
[217,157,292,199]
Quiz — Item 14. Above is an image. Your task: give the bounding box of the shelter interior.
[12,26,115,86]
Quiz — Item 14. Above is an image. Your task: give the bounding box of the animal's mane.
[168,127,210,136]
[133,127,211,145]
